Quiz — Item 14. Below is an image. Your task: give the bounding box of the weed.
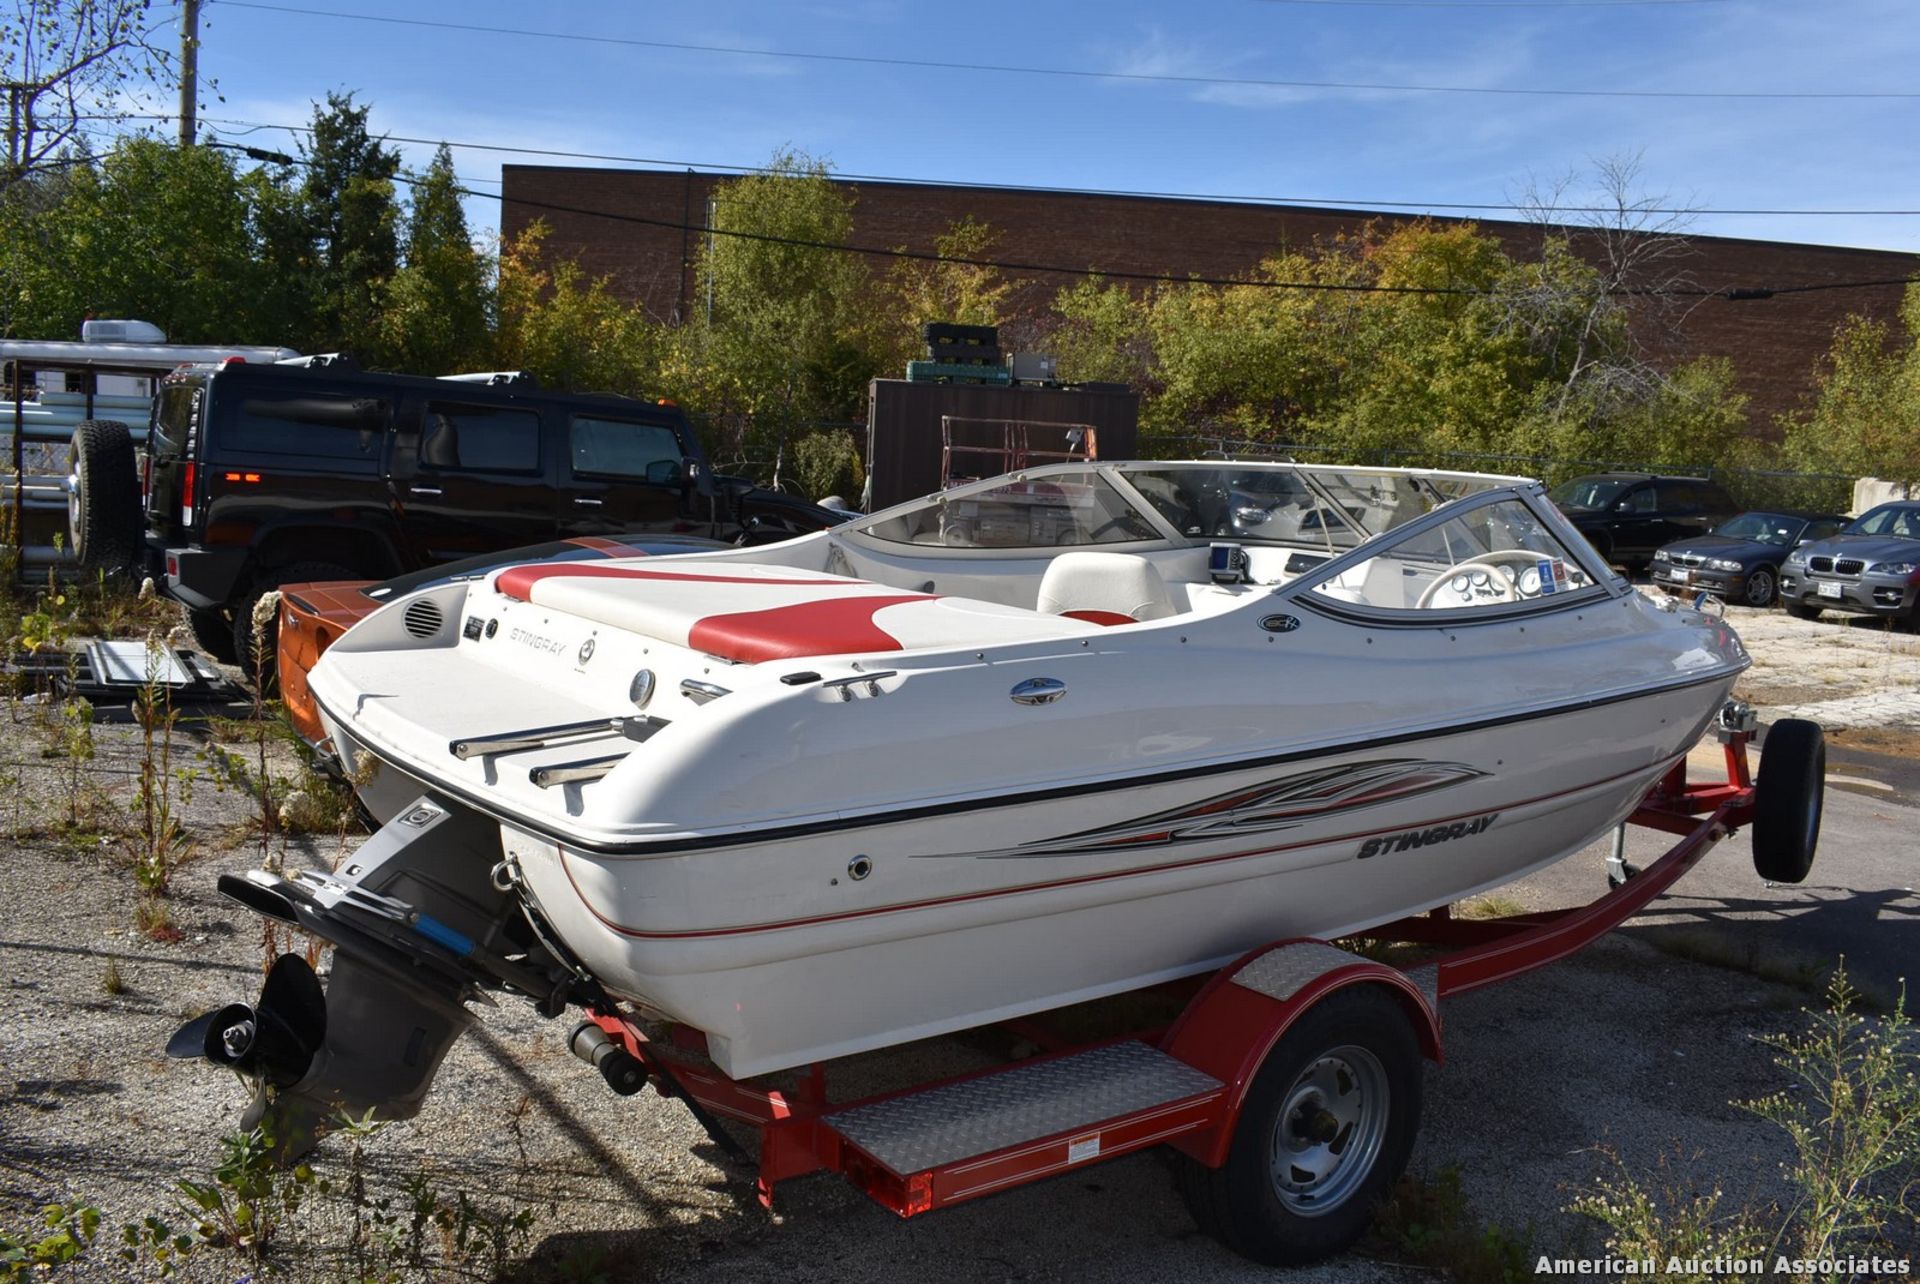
[134,896,183,944]
[124,636,195,897]
[99,956,126,995]
[1369,1166,1535,1284]
[174,1125,318,1263]
[0,1202,102,1281]
[1459,893,1529,921]
[1571,964,1920,1280]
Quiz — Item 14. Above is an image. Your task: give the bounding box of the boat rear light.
[221,356,246,366]
[181,461,196,526]
[165,552,179,578]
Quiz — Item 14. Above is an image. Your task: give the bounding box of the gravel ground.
[1,611,1915,1281]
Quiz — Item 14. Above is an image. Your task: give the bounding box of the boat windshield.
[857,472,1160,548]
[847,462,1527,554]
[1305,496,1599,613]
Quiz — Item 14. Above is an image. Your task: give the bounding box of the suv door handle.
[574,497,604,507]
[410,485,443,496]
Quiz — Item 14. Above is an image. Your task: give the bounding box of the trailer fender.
[1160,940,1441,1169]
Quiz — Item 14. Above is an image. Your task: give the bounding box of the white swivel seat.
[1036,552,1179,622]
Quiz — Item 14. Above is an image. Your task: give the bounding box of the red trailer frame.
[580,719,1761,1223]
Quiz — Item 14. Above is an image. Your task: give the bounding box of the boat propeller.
[167,954,327,1090]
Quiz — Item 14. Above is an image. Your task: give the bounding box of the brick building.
[500,165,1916,428]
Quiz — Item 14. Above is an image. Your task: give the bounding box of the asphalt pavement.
[1512,732,1919,1011]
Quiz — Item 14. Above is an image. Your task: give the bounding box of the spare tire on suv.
[68,419,144,571]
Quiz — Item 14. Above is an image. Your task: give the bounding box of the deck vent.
[402,599,445,639]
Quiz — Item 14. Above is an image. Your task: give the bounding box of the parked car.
[1777,500,1920,626]
[66,356,847,671]
[1548,473,1740,570]
[277,533,725,753]
[1646,510,1847,607]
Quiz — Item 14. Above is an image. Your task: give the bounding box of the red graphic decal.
[688,595,933,664]
[496,562,843,602]
[1060,609,1135,627]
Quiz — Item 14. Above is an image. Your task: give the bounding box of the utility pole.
[178,0,201,146]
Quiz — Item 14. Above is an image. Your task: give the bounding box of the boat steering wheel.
[1415,549,1548,609]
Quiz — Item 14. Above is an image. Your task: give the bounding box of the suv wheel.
[234,562,355,684]
[184,607,240,664]
[68,420,143,571]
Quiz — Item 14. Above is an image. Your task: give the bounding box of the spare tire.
[68,419,143,570]
[1752,718,1825,884]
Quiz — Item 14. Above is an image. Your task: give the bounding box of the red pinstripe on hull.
[553,754,1676,940]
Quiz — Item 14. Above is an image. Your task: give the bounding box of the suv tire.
[234,562,355,684]
[68,420,143,570]
[184,606,241,664]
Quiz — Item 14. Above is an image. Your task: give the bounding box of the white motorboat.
[170,461,1750,1142]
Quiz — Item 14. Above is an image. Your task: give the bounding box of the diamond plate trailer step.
[822,1040,1224,1214]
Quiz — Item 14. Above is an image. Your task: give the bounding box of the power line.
[153,114,1920,220]
[36,117,1919,299]
[1256,0,1732,5]
[427,170,1919,302]
[209,1,1918,101]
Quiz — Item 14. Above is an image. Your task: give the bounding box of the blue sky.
[153,0,1920,252]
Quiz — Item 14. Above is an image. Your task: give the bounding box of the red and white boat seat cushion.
[492,562,1104,664]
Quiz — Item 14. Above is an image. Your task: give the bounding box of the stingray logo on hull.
[508,627,568,656]
[1357,812,1499,859]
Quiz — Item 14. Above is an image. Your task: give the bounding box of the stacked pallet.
[906,322,1011,386]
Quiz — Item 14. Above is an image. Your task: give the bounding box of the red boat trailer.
[577,712,1802,1265]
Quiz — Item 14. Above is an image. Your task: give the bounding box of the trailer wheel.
[1179,986,1422,1266]
[1752,718,1824,884]
[67,419,142,570]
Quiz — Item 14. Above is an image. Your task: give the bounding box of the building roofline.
[500,163,1919,262]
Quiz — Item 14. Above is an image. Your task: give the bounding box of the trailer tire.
[1178,986,1422,1266]
[68,419,143,570]
[1752,718,1824,884]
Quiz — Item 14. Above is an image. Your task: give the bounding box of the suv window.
[1659,482,1701,512]
[421,403,541,473]
[571,415,683,480]
[1622,485,1658,514]
[1803,519,1843,542]
[152,382,200,457]
[218,390,389,470]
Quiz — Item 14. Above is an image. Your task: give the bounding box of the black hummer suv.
[69,357,845,664]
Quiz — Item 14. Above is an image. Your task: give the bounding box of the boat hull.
[480,675,1732,1078]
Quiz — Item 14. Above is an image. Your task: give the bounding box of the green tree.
[691,149,878,463]
[1,0,176,186]
[493,223,668,395]
[0,137,265,340]
[297,91,401,355]
[875,216,1013,372]
[1780,282,1920,483]
[381,144,491,374]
